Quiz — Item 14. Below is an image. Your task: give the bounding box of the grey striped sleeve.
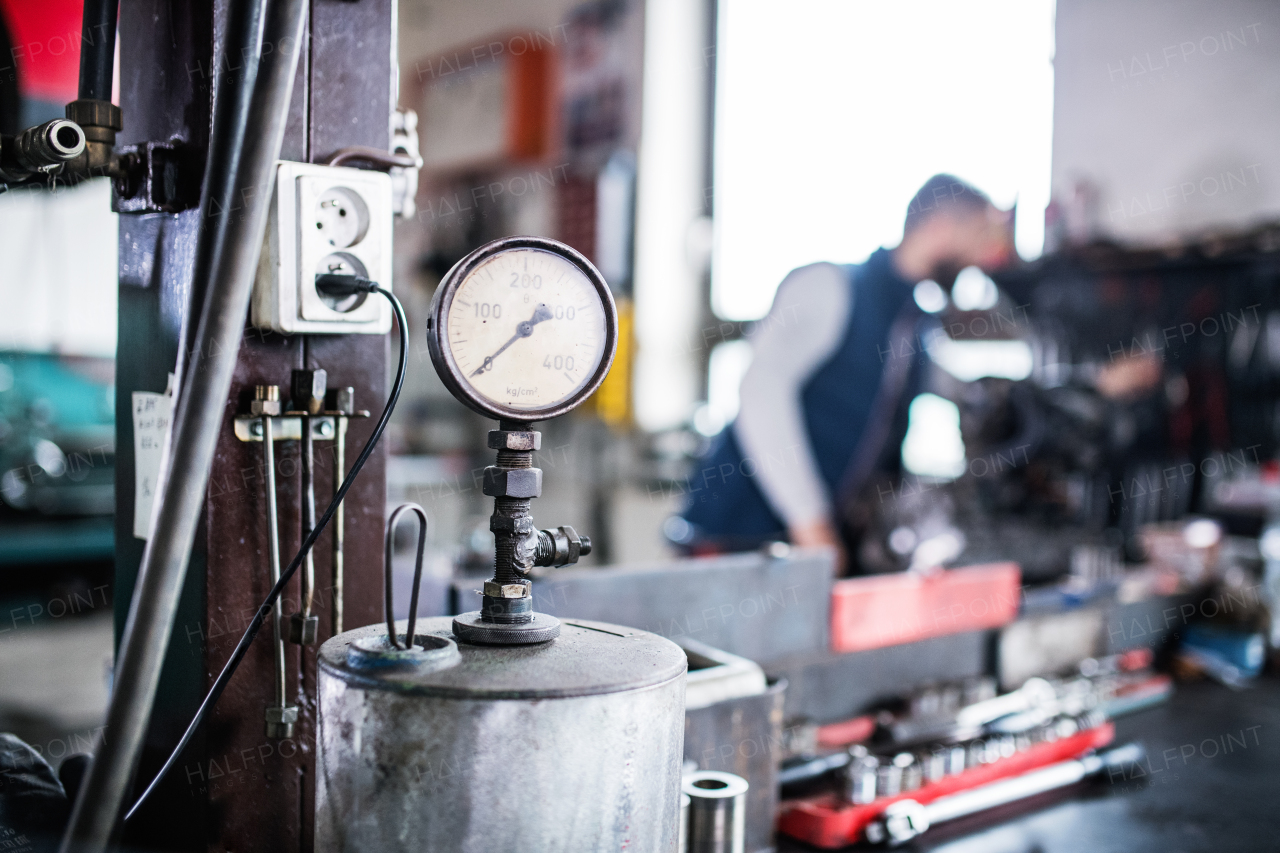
[732,262,851,528]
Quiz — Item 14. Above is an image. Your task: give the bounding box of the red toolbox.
[830,562,1022,653]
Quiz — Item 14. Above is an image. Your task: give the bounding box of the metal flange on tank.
[314,238,688,852]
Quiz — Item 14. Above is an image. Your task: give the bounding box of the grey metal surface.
[681,794,690,853]
[682,638,768,711]
[316,616,686,852]
[769,630,991,724]
[519,549,835,667]
[60,0,308,848]
[320,617,686,698]
[1103,591,1201,653]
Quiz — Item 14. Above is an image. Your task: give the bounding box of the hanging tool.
[252,385,297,739]
[289,369,326,645]
[330,386,355,634]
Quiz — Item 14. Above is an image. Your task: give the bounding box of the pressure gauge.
[426,236,618,421]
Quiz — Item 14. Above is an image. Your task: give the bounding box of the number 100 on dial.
[427,237,619,422]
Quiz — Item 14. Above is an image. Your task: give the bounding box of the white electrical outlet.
[252,162,394,334]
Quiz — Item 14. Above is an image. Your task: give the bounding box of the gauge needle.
[471,303,554,377]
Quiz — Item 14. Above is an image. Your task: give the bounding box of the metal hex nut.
[488,430,541,451]
[251,385,282,416]
[490,515,535,534]
[482,466,542,498]
[483,581,530,599]
[65,99,123,131]
[264,705,298,724]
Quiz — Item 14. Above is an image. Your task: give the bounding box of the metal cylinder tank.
[315,616,687,852]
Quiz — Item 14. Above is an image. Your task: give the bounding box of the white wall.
[1052,0,1280,246]
[712,0,1055,322]
[0,180,118,357]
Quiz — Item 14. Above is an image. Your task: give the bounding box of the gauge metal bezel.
[426,236,619,422]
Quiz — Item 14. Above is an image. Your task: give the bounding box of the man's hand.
[789,518,847,572]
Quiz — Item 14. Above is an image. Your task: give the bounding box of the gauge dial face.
[438,245,612,418]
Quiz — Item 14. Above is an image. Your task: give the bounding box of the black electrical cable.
[78,0,119,102]
[124,284,406,822]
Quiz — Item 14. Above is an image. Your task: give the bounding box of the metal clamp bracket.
[234,412,368,442]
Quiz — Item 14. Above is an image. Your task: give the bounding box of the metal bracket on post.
[238,386,366,642]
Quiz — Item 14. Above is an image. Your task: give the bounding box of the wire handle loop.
[384,502,428,650]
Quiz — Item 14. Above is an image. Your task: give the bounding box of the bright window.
[712,0,1056,321]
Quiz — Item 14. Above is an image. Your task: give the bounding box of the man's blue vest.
[680,248,918,549]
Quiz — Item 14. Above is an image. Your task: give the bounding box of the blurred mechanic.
[676,174,1014,569]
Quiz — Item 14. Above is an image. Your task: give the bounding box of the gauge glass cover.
[440,246,610,416]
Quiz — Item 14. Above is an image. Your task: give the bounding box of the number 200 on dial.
[427,237,618,421]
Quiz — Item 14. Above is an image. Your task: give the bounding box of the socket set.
[778,713,1114,848]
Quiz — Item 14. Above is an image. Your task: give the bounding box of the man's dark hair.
[904,174,992,233]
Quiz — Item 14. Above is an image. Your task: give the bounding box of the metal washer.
[452,610,561,645]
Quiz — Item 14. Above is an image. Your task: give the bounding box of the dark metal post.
[60,0,307,847]
[99,0,396,847]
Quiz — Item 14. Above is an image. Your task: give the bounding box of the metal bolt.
[251,421,264,437]
[250,384,282,416]
[316,420,335,439]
